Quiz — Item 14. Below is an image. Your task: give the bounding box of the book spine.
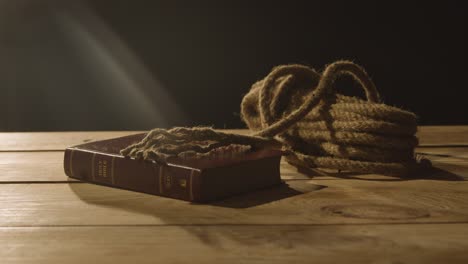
[63,148,201,202]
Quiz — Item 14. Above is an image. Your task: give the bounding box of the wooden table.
[1,126,468,263]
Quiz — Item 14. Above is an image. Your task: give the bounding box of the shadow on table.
[68,179,326,246]
[68,178,326,208]
[293,165,465,182]
[208,180,326,208]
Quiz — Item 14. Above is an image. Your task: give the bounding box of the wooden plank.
[1,224,467,264]
[2,145,466,182]
[0,151,78,182]
[0,131,143,151]
[0,179,467,227]
[0,130,249,151]
[0,126,466,151]
[0,128,466,263]
[417,147,468,160]
[418,126,468,146]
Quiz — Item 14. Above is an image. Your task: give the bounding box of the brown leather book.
[63,133,283,202]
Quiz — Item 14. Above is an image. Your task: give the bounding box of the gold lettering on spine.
[91,153,97,180]
[111,156,115,184]
[159,166,164,194]
[69,149,75,178]
[189,170,195,201]
[98,160,108,177]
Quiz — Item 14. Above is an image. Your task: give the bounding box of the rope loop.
[241,60,425,175]
[256,61,381,138]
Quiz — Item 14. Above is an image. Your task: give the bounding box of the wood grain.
[1,146,466,182]
[1,179,467,227]
[0,126,466,151]
[1,224,467,264]
[0,131,144,151]
[418,126,468,146]
[0,152,78,182]
[1,127,467,263]
[0,130,248,151]
[0,143,468,183]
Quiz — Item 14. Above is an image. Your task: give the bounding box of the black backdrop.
[1,1,466,131]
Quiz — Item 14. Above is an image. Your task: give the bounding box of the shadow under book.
[63,133,283,202]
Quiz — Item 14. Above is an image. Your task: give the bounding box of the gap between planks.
[4,221,468,228]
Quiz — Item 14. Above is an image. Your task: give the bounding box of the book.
[63,133,283,202]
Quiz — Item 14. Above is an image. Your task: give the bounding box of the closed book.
[63,133,283,202]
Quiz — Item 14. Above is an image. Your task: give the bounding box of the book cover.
[63,133,283,202]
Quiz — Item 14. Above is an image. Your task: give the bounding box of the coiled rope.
[241,60,423,175]
[121,61,427,176]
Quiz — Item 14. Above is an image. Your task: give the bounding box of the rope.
[120,126,280,163]
[241,60,425,175]
[121,60,428,176]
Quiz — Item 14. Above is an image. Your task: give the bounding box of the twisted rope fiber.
[121,61,427,176]
[120,127,281,163]
[241,60,425,175]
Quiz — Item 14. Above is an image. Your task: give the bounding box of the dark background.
[1,0,466,131]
